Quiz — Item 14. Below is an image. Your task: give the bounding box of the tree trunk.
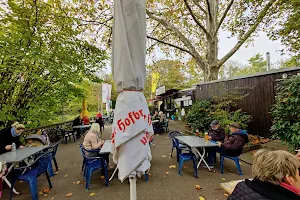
[204,0,219,81]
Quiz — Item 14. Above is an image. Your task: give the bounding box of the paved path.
[2,121,252,200]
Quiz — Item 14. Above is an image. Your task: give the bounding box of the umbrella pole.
[129,176,137,200]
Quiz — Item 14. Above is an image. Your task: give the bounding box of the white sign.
[102,83,112,103]
[156,86,166,96]
[174,96,191,102]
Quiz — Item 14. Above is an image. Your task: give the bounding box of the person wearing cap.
[0,123,25,154]
[217,122,249,157]
[202,120,226,168]
[208,120,225,142]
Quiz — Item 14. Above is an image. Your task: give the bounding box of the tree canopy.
[0,0,107,127]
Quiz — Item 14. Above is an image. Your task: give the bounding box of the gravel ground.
[2,121,252,200]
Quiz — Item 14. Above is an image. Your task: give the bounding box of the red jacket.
[82,116,90,125]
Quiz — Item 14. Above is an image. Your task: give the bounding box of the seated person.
[82,115,90,125]
[159,111,166,123]
[152,111,159,121]
[208,120,225,142]
[83,123,109,165]
[217,122,249,157]
[203,120,225,168]
[0,123,25,155]
[73,116,83,139]
[229,149,300,199]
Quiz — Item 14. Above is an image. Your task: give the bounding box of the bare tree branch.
[147,10,206,70]
[192,0,207,15]
[184,0,208,36]
[215,0,235,36]
[147,35,191,54]
[205,0,212,19]
[218,0,277,67]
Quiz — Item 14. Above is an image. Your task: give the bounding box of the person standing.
[95,113,104,137]
[0,123,25,154]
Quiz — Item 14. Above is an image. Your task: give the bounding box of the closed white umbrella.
[111,0,153,199]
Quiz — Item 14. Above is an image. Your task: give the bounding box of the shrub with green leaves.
[187,100,212,132]
[271,75,300,150]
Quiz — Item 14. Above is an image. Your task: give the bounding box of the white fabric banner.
[102,83,112,103]
[111,91,153,181]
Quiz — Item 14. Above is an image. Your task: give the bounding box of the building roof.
[193,67,300,87]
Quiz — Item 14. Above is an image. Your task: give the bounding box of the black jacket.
[96,118,104,128]
[208,127,225,142]
[0,127,22,154]
[228,179,300,200]
[221,130,249,157]
[73,117,82,126]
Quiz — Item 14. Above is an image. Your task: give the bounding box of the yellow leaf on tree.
[65,193,73,197]
[90,193,96,196]
[199,196,205,200]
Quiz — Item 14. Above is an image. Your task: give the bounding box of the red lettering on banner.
[125,118,131,126]
[117,109,151,132]
[128,112,135,124]
[111,128,116,144]
[118,119,126,132]
[133,111,140,120]
[140,132,150,145]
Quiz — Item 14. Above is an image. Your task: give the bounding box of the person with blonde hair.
[0,122,25,154]
[83,123,104,151]
[229,149,300,200]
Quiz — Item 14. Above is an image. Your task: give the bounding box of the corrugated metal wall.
[194,68,300,136]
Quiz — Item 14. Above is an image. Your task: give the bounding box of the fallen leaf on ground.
[169,165,176,169]
[39,192,43,195]
[147,173,152,176]
[183,166,187,169]
[224,194,229,197]
[230,170,233,172]
[44,194,48,197]
[161,155,167,158]
[51,198,55,200]
[89,193,96,196]
[164,172,169,175]
[100,176,105,180]
[156,134,159,136]
[43,188,50,194]
[54,172,59,175]
[163,176,167,178]
[65,193,73,197]
[76,181,81,184]
[195,185,203,190]
[72,182,76,184]
[212,171,216,173]
[221,178,226,181]
[199,196,205,200]
[64,174,68,177]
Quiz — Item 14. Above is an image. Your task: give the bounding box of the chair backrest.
[37,152,52,176]
[168,131,182,139]
[50,141,60,157]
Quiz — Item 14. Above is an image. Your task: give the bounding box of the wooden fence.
[194,67,300,137]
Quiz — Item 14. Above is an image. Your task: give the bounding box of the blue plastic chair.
[168,131,189,159]
[79,143,100,175]
[220,154,243,176]
[10,152,53,200]
[79,145,108,190]
[173,138,198,178]
[47,141,60,177]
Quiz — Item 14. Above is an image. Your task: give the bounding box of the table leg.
[109,167,118,182]
[195,148,212,171]
[3,165,20,195]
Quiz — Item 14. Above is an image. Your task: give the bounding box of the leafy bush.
[271,75,300,150]
[187,100,212,132]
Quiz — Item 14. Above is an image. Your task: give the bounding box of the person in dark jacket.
[228,149,300,200]
[208,120,225,142]
[95,113,104,137]
[203,120,226,168]
[73,116,83,139]
[0,123,25,155]
[217,122,249,157]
